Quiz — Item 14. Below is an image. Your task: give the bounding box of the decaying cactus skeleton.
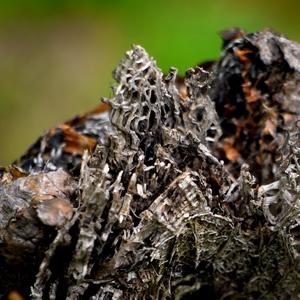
[1,29,300,299]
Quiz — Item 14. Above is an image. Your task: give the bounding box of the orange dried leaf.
[236,48,252,69]
[66,102,111,126]
[47,124,97,156]
[222,138,241,162]
[262,118,277,136]
[8,291,24,300]
[247,88,261,103]
[281,112,296,127]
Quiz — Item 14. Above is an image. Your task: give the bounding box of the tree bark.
[1,28,300,300]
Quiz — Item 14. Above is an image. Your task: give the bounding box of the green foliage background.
[1,0,300,165]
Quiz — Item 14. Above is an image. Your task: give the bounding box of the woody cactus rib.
[30,45,231,299]
[2,29,300,300]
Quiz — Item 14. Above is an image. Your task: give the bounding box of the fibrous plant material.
[17,104,111,174]
[1,29,300,300]
[210,28,300,185]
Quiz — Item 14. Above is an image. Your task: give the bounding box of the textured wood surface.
[1,29,300,299]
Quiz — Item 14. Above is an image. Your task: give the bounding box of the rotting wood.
[1,28,300,299]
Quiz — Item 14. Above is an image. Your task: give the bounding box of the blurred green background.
[1,0,300,166]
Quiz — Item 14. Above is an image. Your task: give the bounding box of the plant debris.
[1,29,300,299]
[210,28,300,185]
